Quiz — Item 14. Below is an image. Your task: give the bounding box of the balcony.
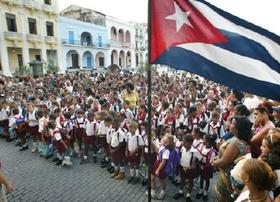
[61,39,110,49]
[110,40,134,49]
[27,34,42,43]
[45,36,57,45]
[23,0,40,11]
[0,0,20,6]
[41,4,57,15]
[4,31,23,41]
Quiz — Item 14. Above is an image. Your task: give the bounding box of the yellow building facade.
[0,0,63,76]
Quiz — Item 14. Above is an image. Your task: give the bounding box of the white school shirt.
[200,145,216,164]
[0,108,8,121]
[75,117,86,129]
[38,117,47,133]
[53,129,62,141]
[85,120,98,137]
[175,113,185,128]
[110,128,126,147]
[157,146,170,160]
[144,136,160,153]
[127,132,144,153]
[192,139,203,152]
[28,111,38,127]
[97,121,108,136]
[180,147,202,167]
[120,108,134,121]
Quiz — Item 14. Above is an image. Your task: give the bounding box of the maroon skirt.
[151,160,167,180]
[85,136,96,145]
[55,141,66,155]
[199,163,214,179]
[75,128,85,143]
[29,125,39,139]
[126,153,141,167]
[180,165,199,180]
[111,147,125,164]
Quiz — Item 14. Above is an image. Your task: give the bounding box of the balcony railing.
[45,36,58,44]
[0,0,20,6]
[23,0,40,10]
[27,34,42,42]
[61,39,110,49]
[41,4,57,14]
[110,40,134,49]
[4,31,23,41]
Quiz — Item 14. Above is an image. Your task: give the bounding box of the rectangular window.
[35,55,41,61]
[98,36,102,47]
[99,57,104,67]
[46,21,54,36]
[28,18,37,34]
[68,31,74,44]
[6,13,17,32]
[44,0,51,5]
[17,54,23,67]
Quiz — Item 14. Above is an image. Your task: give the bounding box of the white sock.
[135,169,139,178]
[151,189,155,195]
[83,156,88,160]
[199,189,203,194]
[120,167,125,173]
[179,190,183,194]
[114,165,119,171]
[105,157,109,161]
[186,192,191,197]
[130,169,135,177]
[203,190,208,195]
[160,190,165,194]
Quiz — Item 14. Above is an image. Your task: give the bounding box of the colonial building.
[0,0,62,76]
[60,6,109,70]
[106,16,136,69]
[134,23,148,68]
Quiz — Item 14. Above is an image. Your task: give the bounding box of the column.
[105,50,110,67]
[18,11,30,67]
[130,50,136,69]
[0,8,12,76]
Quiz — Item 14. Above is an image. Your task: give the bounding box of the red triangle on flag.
[151,0,227,62]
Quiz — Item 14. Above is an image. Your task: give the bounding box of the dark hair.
[188,106,197,114]
[63,112,72,120]
[182,134,194,144]
[48,120,56,129]
[233,116,252,144]
[204,134,215,147]
[126,83,134,91]
[254,106,274,122]
[162,101,169,110]
[235,104,250,117]
[193,127,204,138]
[232,89,244,101]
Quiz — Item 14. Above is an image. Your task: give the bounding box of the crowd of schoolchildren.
[0,70,279,202]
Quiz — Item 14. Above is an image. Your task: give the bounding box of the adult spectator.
[121,83,139,111]
[272,106,280,128]
[251,107,275,158]
[213,116,252,202]
[0,162,13,202]
[235,159,276,202]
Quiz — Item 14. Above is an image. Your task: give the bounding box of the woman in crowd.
[213,116,252,202]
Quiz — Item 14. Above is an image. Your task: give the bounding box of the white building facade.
[106,16,136,69]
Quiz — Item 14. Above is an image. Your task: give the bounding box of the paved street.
[0,139,215,202]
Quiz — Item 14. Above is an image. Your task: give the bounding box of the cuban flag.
[150,0,280,101]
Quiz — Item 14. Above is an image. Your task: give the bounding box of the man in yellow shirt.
[122,83,139,111]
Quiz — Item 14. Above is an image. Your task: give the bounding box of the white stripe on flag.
[191,0,280,64]
[178,43,280,85]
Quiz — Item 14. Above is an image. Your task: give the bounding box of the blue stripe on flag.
[214,29,280,74]
[195,0,280,45]
[154,47,280,100]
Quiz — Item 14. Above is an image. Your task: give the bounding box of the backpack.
[162,148,180,176]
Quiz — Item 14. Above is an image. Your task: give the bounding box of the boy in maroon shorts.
[125,121,144,184]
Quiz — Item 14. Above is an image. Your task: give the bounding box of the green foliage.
[137,62,157,74]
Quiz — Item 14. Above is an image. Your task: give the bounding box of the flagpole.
[147,0,152,201]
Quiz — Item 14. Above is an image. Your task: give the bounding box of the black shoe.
[186,196,192,202]
[101,162,107,168]
[131,177,141,185]
[6,137,13,142]
[15,140,21,146]
[45,153,53,159]
[127,176,135,184]
[56,160,62,166]
[80,158,89,165]
[141,179,148,186]
[173,192,184,200]
[202,194,208,201]
[52,158,59,162]
[109,166,115,173]
[93,156,97,163]
[196,193,203,199]
[19,145,28,151]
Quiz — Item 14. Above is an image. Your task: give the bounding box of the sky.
[58,0,280,35]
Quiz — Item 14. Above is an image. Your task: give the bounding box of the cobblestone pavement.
[0,139,216,202]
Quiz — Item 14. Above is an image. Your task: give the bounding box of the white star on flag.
[165,1,193,32]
